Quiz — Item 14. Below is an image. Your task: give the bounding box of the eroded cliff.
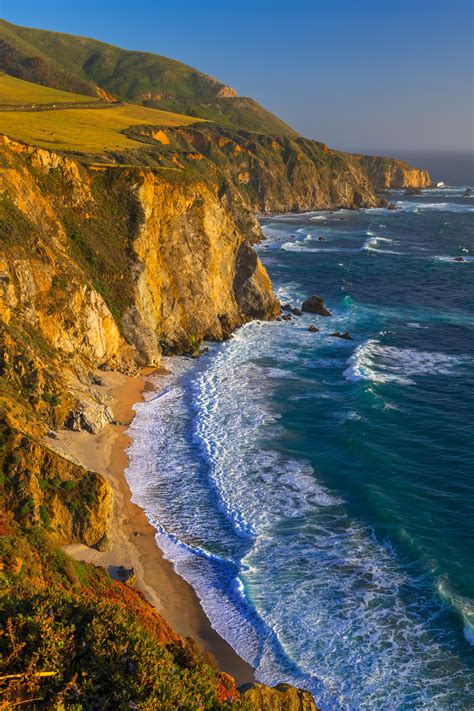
[0,135,278,435]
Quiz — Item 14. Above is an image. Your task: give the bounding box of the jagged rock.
[463,188,472,197]
[65,393,114,434]
[282,304,302,316]
[454,256,467,262]
[239,682,319,710]
[308,325,319,332]
[317,236,326,241]
[330,331,353,340]
[301,296,332,316]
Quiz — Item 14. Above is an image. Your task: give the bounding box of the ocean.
[126,185,474,710]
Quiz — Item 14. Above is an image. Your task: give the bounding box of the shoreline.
[57,368,254,687]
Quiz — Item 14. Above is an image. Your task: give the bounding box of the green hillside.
[0,18,296,136]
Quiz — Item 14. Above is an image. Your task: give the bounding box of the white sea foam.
[396,200,474,214]
[344,340,466,385]
[433,255,474,264]
[125,319,474,709]
[437,579,474,647]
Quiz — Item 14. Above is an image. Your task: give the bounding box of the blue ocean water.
[126,187,474,710]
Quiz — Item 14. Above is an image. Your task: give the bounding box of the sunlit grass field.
[0,72,100,106]
[0,73,202,153]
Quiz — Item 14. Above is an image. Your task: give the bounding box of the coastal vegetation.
[0,514,245,708]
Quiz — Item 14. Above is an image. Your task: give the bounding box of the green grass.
[0,71,100,106]
[0,100,202,153]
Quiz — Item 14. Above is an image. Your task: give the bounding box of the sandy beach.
[56,368,254,686]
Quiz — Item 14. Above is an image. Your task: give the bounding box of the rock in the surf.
[302,295,332,316]
[330,331,353,340]
[282,304,303,316]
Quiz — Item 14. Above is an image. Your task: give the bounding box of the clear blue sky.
[1,0,472,154]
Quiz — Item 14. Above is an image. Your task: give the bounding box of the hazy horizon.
[1,0,473,157]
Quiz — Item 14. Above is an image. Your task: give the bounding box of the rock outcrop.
[2,431,112,548]
[353,154,431,190]
[302,295,332,316]
[240,682,319,710]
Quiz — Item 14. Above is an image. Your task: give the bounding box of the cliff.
[240,683,318,710]
[124,123,429,212]
[0,135,278,433]
[353,153,432,189]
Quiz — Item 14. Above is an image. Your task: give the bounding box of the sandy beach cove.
[52,368,254,686]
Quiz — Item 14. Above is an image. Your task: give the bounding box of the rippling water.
[126,187,474,710]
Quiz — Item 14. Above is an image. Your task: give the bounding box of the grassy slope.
[0,75,202,152]
[0,18,295,137]
[0,71,100,105]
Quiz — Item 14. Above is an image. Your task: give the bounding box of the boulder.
[301,296,332,316]
[463,188,472,197]
[307,325,319,333]
[317,236,326,241]
[454,256,466,262]
[330,331,353,340]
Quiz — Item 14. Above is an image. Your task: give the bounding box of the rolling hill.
[0,18,295,136]
[0,74,202,152]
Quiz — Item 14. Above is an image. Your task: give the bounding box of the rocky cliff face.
[0,135,278,433]
[122,123,430,213]
[2,431,111,548]
[353,154,431,189]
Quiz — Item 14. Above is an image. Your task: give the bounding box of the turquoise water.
[126,187,474,710]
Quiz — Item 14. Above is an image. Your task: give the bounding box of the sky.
[1,0,473,155]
